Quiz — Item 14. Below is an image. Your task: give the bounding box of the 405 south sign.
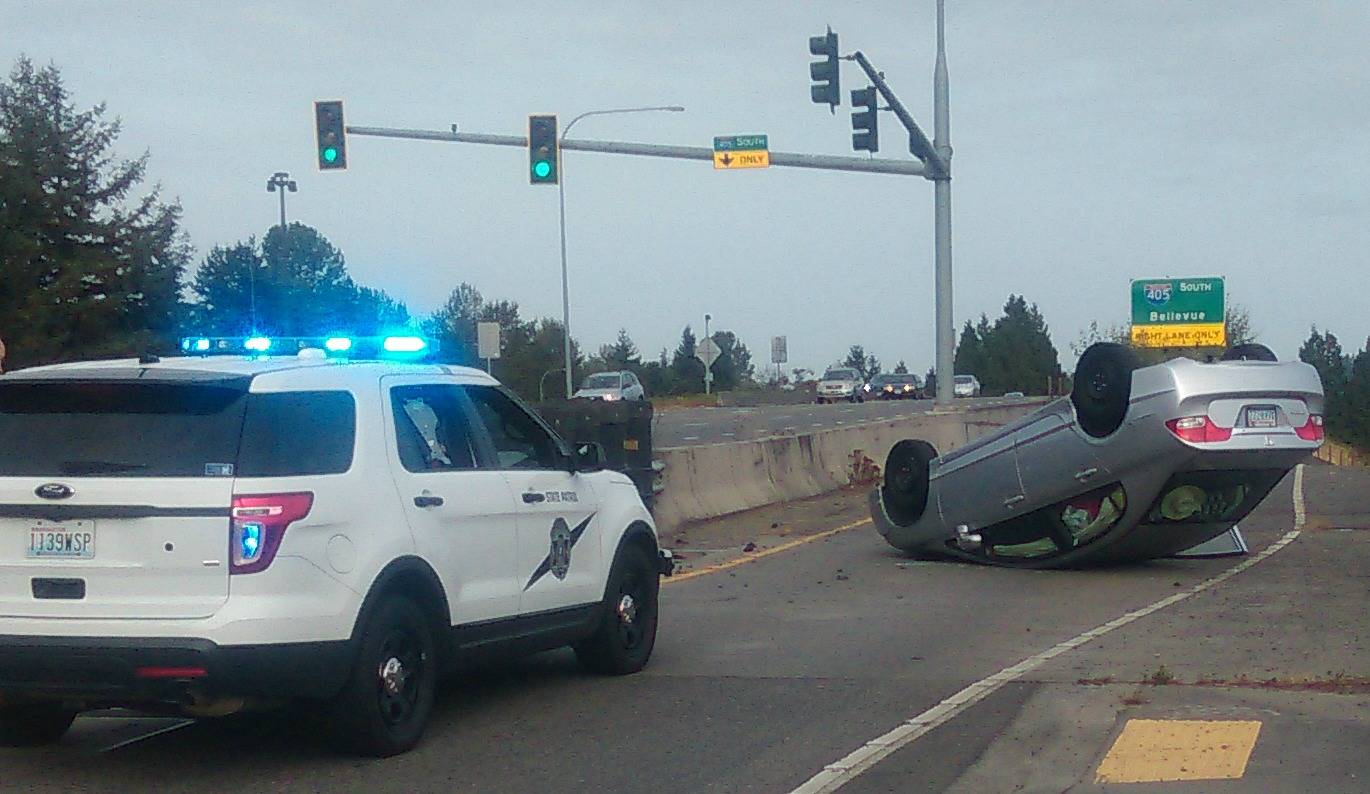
[1129,276,1226,348]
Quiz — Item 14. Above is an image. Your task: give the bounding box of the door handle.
[1003,494,1026,508]
[1074,467,1099,482]
[522,492,546,504]
[413,495,444,508]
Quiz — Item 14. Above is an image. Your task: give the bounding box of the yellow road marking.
[1095,719,1262,783]
[665,518,872,585]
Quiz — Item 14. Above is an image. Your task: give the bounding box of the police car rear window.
[0,383,354,478]
[236,391,355,477]
[0,381,247,477]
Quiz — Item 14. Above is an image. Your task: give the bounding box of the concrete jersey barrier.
[650,400,1050,535]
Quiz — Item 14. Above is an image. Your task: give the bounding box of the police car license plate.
[27,521,96,559]
[1246,406,1278,428]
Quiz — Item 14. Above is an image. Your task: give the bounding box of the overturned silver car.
[871,343,1324,568]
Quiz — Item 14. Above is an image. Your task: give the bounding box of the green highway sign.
[713,135,768,152]
[1129,276,1226,348]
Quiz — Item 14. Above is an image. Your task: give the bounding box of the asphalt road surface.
[653,398,1028,447]
[5,464,1362,792]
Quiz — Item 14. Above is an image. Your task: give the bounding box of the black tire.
[575,543,659,675]
[881,440,938,527]
[1072,342,1139,438]
[327,596,437,757]
[0,702,77,747]
[1221,343,1277,362]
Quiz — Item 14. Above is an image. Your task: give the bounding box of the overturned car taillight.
[1294,414,1325,442]
[230,492,313,574]
[1165,415,1233,444]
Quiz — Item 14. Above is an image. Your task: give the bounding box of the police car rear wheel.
[327,596,437,757]
[0,702,77,747]
[575,544,659,675]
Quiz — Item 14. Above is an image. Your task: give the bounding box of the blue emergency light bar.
[179,335,439,360]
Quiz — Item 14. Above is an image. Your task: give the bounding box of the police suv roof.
[1,353,500,390]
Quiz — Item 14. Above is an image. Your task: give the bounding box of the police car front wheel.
[575,544,659,675]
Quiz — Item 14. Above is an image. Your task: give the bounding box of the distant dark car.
[870,343,1323,568]
[864,373,922,400]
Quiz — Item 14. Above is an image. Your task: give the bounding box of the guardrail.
[1315,439,1366,467]
[649,399,1051,535]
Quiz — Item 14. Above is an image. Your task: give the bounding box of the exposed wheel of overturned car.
[1221,343,1277,362]
[1071,342,1139,439]
[880,439,939,527]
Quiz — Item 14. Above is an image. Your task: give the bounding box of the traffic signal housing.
[314,100,347,170]
[809,29,840,111]
[851,86,879,153]
[528,114,559,185]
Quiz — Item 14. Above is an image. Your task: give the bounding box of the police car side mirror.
[571,442,606,473]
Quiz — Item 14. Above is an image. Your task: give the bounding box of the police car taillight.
[1165,415,1233,443]
[230,492,313,574]
[1294,414,1324,442]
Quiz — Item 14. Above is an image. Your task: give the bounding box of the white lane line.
[836,421,846,426]
[812,423,824,428]
[722,432,736,438]
[683,422,709,428]
[782,426,797,431]
[682,435,700,441]
[100,719,194,753]
[788,465,1309,794]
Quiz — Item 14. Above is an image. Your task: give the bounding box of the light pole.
[265,171,297,229]
[558,105,684,398]
[703,313,712,394]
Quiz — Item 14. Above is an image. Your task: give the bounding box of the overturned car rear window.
[0,381,248,477]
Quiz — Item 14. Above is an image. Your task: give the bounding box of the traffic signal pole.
[932,0,955,406]
[343,125,927,178]
[839,0,954,403]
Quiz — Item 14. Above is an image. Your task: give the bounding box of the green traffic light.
[322,147,339,163]
[533,160,552,179]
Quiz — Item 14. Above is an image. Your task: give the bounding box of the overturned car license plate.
[1245,406,1278,428]
[28,521,96,559]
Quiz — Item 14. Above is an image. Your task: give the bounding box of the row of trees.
[1299,328,1370,452]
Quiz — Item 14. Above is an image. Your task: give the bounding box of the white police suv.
[0,336,672,756]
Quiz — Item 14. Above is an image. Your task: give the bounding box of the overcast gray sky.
[5,1,1368,374]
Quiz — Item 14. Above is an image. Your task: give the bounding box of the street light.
[557,105,685,398]
[539,367,565,402]
[265,171,297,229]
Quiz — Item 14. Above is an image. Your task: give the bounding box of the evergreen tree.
[603,328,641,371]
[954,318,987,379]
[842,344,881,381]
[0,57,190,367]
[954,297,1060,395]
[1345,341,1370,451]
[670,326,705,394]
[708,330,754,390]
[894,360,909,374]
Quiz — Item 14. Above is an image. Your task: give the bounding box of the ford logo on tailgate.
[35,483,74,500]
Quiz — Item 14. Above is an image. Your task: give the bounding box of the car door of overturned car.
[934,428,1024,533]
